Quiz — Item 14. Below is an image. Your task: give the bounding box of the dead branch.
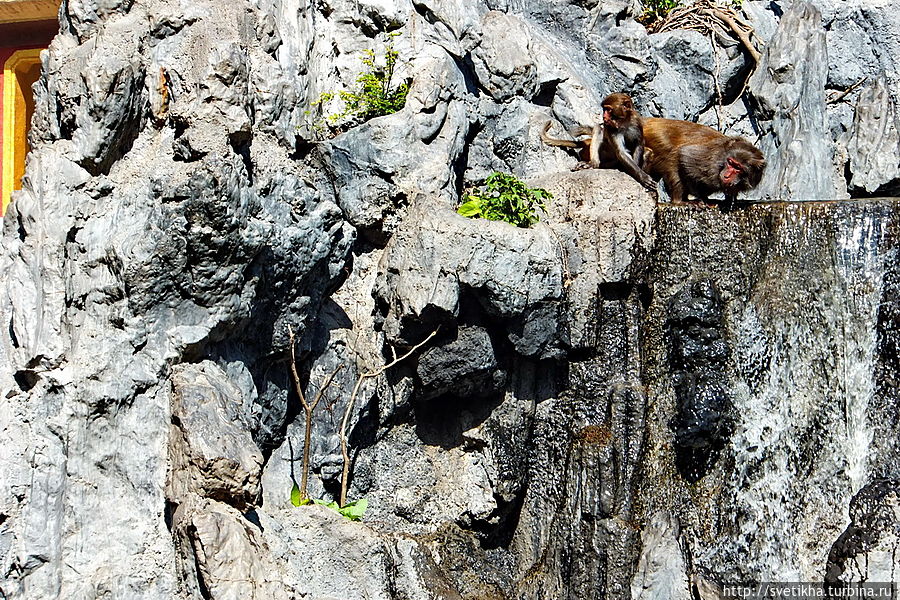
[705,7,761,63]
[288,325,344,502]
[827,77,868,105]
[339,328,439,507]
[649,1,762,66]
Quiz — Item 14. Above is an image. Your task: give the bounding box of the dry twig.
[649,1,761,65]
[338,328,440,506]
[288,325,344,502]
[827,77,868,105]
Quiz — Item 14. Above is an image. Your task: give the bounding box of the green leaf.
[339,498,368,521]
[290,483,303,507]
[458,172,550,228]
[306,497,368,521]
[457,198,483,218]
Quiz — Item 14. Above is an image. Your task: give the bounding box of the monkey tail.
[568,125,596,138]
[540,121,580,148]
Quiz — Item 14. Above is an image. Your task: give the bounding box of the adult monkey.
[642,118,766,205]
[541,93,656,192]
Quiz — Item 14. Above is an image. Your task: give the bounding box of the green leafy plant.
[457,172,551,228]
[290,489,369,522]
[639,0,682,23]
[313,498,368,521]
[311,34,410,130]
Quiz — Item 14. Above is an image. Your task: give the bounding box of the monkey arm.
[611,133,655,189]
[632,144,644,168]
[589,124,603,168]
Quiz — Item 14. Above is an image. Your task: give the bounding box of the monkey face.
[721,156,744,188]
[601,93,636,130]
[602,105,629,128]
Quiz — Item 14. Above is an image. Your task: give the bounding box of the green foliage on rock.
[640,0,682,21]
[290,485,369,521]
[311,34,410,130]
[457,172,551,229]
[312,498,368,521]
[290,482,303,507]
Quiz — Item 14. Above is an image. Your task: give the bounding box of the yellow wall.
[0,0,59,24]
[2,48,42,215]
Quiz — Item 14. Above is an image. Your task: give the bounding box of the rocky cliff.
[1,0,900,598]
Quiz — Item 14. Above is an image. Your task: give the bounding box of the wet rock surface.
[827,478,900,585]
[666,279,733,483]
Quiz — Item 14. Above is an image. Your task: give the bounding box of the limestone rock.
[845,78,900,195]
[749,1,840,200]
[169,361,263,510]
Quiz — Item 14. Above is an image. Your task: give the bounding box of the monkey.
[594,93,656,191]
[642,118,766,205]
[540,93,656,192]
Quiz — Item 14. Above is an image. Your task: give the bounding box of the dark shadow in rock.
[412,392,505,451]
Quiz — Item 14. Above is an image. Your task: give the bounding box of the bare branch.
[312,365,344,411]
[287,325,309,412]
[287,325,346,502]
[706,7,761,64]
[827,77,868,105]
[339,328,440,506]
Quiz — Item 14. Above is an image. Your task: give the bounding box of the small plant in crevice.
[290,483,368,522]
[287,325,343,505]
[290,494,369,522]
[307,33,410,134]
[457,172,551,229]
[639,0,682,24]
[286,325,439,516]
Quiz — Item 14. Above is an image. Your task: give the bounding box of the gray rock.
[749,2,839,200]
[630,512,692,600]
[646,30,716,120]
[471,11,538,102]
[826,478,900,585]
[844,78,900,195]
[531,169,657,351]
[259,505,458,599]
[319,45,468,238]
[416,325,505,400]
[7,0,900,597]
[168,361,263,510]
[174,499,289,600]
[373,200,564,357]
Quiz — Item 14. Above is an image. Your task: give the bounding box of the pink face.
[602,105,629,127]
[721,156,744,187]
[602,106,614,126]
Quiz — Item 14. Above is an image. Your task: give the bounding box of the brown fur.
[643,118,766,204]
[540,93,655,191]
[540,121,594,163]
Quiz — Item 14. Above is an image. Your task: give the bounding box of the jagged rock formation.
[1,0,900,599]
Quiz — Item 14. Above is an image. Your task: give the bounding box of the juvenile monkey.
[541,93,656,191]
[642,118,766,204]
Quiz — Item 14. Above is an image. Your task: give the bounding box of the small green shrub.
[311,34,410,130]
[312,498,368,521]
[457,172,551,228]
[640,0,682,22]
